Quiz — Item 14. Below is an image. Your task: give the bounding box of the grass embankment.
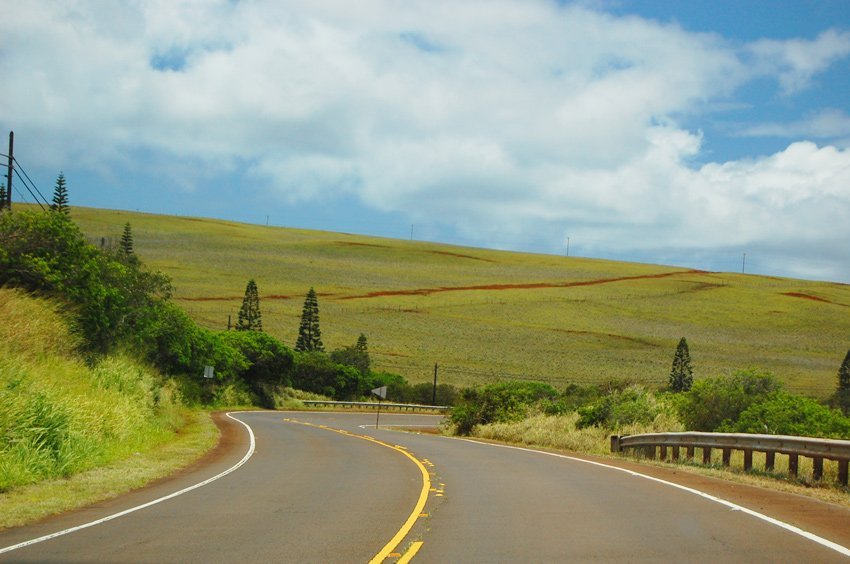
[0,289,218,529]
[68,206,850,398]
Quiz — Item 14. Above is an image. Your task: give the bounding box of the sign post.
[371,386,387,429]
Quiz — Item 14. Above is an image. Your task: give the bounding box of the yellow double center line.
[283,419,431,563]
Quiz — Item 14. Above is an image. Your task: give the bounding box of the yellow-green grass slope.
[69,205,850,398]
[0,288,218,528]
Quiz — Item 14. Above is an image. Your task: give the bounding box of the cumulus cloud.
[1,1,849,281]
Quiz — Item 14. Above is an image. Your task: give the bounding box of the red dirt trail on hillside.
[781,292,846,307]
[336,270,706,301]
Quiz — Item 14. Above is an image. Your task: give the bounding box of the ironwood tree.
[295,287,324,352]
[839,349,850,392]
[120,222,134,256]
[236,279,263,332]
[51,172,70,214]
[669,337,693,392]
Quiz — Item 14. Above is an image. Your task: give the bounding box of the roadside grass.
[66,205,850,398]
[0,289,219,528]
[467,414,850,508]
[0,411,218,530]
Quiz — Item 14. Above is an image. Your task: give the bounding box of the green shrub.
[575,385,673,430]
[720,391,850,438]
[676,369,783,431]
[449,381,559,435]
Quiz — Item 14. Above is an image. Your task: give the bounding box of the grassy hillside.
[0,288,188,491]
[67,206,850,397]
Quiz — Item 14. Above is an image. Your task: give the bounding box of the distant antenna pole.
[742,252,746,274]
[410,224,414,241]
[566,237,570,257]
[4,131,13,210]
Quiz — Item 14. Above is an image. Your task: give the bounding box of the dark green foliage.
[236,279,262,332]
[356,333,367,352]
[120,222,134,256]
[839,350,850,392]
[221,331,294,406]
[295,287,323,351]
[675,369,782,431]
[575,386,666,429]
[720,391,850,439]
[0,183,7,210]
[51,173,70,214]
[291,351,362,399]
[450,381,558,435]
[330,335,371,375]
[669,337,693,392]
[0,210,171,352]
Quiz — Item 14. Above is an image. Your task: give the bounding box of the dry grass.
[62,204,850,397]
[468,413,850,508]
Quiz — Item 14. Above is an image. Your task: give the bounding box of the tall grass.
[0,289,185,492]
[472,410,685,455]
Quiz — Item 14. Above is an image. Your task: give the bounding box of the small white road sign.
[371,386,387,399]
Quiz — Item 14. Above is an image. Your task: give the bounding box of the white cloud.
[1,1,849,281]
[748,29,850,94]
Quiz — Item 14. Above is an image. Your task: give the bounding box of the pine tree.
[669,337,693,392]
[236,279,263,332]
[295,287,324,352]
[51,172,70,215]
[355,333,368,352]
[120,222,134,256]
[839,349,850,392]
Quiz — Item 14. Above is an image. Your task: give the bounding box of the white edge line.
[452,437,850,558]
[0,411,257,555]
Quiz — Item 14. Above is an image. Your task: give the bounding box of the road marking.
[454,437,850,558]
[0,412,258,556]
[398,541,425,564]
[285,419,431,563]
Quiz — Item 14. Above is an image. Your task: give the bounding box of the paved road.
[2,411,849,562]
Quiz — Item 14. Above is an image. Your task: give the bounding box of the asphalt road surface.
[2,411,849,563]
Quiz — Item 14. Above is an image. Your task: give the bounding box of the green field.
[67,205,849,397]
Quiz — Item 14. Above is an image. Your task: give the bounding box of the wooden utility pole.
[432,363,438,405]
[4,131,12,210]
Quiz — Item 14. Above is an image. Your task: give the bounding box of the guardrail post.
[743,449,753,472]
[813,457,824,481]
[672,446,680,461]
[686,446,694,461]
[610,435,621,453]
[722,448,731,467]
[702,447,711,465]
[839,460,849,486]
[660,445,668,461]
[765,451,775,472]
[645,445,656,460]
[788,454,799,478]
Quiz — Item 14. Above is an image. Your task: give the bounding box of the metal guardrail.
[302,400,449,413]
[611,432,850,485]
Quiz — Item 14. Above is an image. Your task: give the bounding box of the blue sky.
[2,0,850,282]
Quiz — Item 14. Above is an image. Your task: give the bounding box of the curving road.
[2,411,849,562]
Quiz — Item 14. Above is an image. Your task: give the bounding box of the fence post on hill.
[432,363,438,405]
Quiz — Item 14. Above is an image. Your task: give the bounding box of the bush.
[676,369,783,431]
[221,331,295,406]
[575,385,673,430]
[291,351,364,400]
[719,391,850,439]
[449,381,558,435]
